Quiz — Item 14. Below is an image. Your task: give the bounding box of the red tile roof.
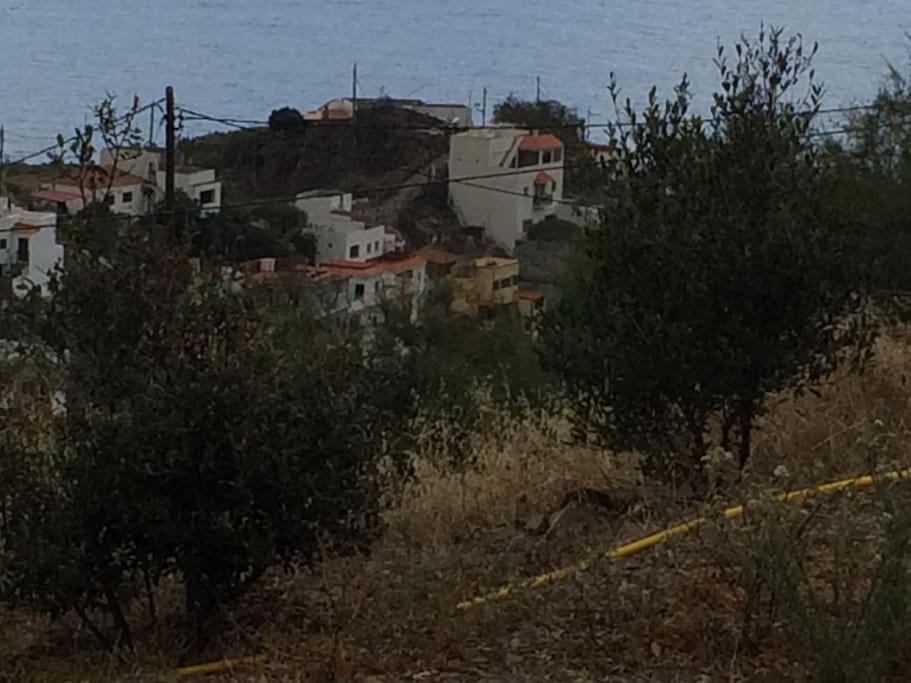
[534,172,555,184]
[33,189,82,203]
[519,133,562,151]
[12,223,40,234]
[321,253,426,278]
[519,289,545,301]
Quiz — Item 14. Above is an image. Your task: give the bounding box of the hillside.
[4,335,911,681]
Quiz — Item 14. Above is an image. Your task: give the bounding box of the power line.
[177,102,896,135]
[5,99,166,167]
[5,101,911,237]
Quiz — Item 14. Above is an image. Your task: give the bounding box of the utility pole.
[352,62,358,120]
[536,76,541,103]
[0,126,5,197]
[481,87,488,127]
[165,86,176,239]
[149,103,156,147]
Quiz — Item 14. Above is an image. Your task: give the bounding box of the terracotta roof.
[321,253,426,278]
[519,289,545,301]
[11,223,40,234]
[33,189,82,203]
[534,172,555,184]
[519,133,562,151]
[417,245,459,265]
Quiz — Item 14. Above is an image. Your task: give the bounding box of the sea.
[1,0,909,158]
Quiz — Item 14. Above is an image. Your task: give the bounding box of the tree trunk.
[73,603,112,651]
[738,403,753,470]
[103,585,134,651]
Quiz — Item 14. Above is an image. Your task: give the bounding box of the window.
[375,240,380,252]
[354,283,365,299]
[518,150,539,167]
[554,148,563,162]
[349,244,360,259]
[104,194,115,206]
[121,191,133,204]
[0,239,6,250]
[542,151,552,164]
[199,189,216,205]
[367,242,372,254]
[17,238,29,263]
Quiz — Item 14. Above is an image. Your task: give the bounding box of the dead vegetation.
[4,336,911,682]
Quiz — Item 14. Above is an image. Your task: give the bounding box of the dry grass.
[5,335,911,681]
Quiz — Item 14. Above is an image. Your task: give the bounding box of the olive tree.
[544,28,874,486]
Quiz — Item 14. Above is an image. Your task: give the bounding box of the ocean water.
[1,0,909,157]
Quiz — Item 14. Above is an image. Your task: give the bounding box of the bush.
[527,217,582,242]
[0,229,416,646]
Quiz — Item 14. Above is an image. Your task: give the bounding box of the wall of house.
[449,131,565,252]
[101,148,161,180]
[0,209,64,297]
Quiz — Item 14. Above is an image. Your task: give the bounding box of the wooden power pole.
[0,125,5,197]
[536,76,541,103]
[481,87,488,126]
[165,86,176,238]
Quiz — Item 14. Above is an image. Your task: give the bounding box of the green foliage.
[543,28,876,485]
[715,472,911,681]
[0,225,416,646]
[268,107,307,136]
[189,203,312,263]
[527,216,583,242]
[494,95,584,145]
[381,298,555,469]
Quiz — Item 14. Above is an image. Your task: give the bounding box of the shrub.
[0,229,416,646]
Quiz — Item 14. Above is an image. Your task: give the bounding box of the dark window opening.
[349,244,360,259]
[121,191,133,204]
[17,238,29,263]
[199,189,216,204]
[518,150,539,167]
[354,283,365,299]
[553,148,563,162]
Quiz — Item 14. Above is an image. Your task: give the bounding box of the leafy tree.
[494,95,584,146]
[189,203,312,263]
[268,107,307,136]
[544,28,875,486]
[0,229,417,645]
[527,216,583,242]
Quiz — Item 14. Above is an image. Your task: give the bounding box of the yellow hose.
[176,655,267,677]
[455,467,911,611]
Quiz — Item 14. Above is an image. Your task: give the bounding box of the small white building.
[448,127,566,251]
[0,197,64,298]
[36,170,154,217]
[296,190,387,263]
[322,252,428,324]
[35,147,222,217]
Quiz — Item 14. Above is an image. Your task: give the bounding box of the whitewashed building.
[34,147,222,217]
[448,127,566,251]
[296,190,388,263]
[0,197,64,298]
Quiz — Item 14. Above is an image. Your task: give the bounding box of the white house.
[448,127,566,251]
[296,190,387,263]
[35,169,154,216]
[0,197,64,298]
[34,147,222,217]
[304,97,472,128]
[321,252,428,324]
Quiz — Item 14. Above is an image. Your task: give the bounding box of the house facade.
[296,190,388,263]
[0,197,65,298]
[36,170,153,216]
[448,127,565,251]
[34,147,222,217]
